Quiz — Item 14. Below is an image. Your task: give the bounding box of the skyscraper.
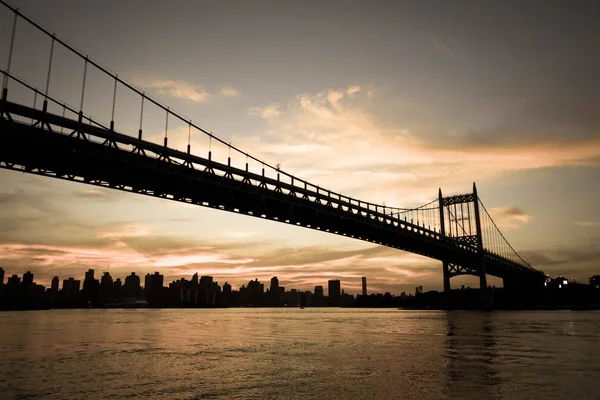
[144,272,164,305]
[222,282,232,304]
[328,280,341,298]
[113,278,123,300]
[123,272,141,299]
[84,269,95,281]
[270,276,279,292]
[23,271,34,285]
[270,276,280,305]
[62,277,80,301]
[100,272,114,303]
[314,285,324,297]
[362,277,367,296]
[0,267,4,285]
[51,276,59,292]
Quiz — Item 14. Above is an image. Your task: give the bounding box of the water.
[0,309,598,399]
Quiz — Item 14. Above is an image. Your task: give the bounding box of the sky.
[0,0,598,294]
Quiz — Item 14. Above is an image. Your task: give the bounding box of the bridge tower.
[438,183,487,292]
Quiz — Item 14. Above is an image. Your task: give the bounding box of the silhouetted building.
[313,285,325,306]
[199,276,213,288]
[362,277,367,296]
[51,276,59,292]
[191,273,199,286]
[144,272,164,305]
[123,272,141,299]
[82,269,100,306]
[246,279,264,305]
[314,285,324,297]
[100,272,114,303]
[328,279,341,297]
[23,271,34,286]
[590,275,600,289]
[222,282,232,304]
[270,276,280,306]
[199,276,215,305]
[49,276,59,305]
[7,274,20,286]
[113,278,122,300]
[62,277,80,302]
[85,269,95,281]
[0,267,4,285]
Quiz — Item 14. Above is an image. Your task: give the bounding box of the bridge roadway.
[0,101,542,282]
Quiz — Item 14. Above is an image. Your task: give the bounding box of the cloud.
[219,86,241,97]
[143,79,211,103]
[521,240,600,278]
[136,78,240,103]
[249,103,281,119]
[489,206,532,229]
[576,221,600,227]
[243,85,600,207]
[97,223,153,239]
[346,86,361,96]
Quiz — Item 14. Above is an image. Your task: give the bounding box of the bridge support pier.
[479,258,488,290]
[443,261,451,292]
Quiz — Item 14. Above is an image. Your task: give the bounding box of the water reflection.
[444,312,502,400]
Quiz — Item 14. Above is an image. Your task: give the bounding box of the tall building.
[222,282,232,304]
[362,277,367,296]
[62,277,80,301]
[0,267,4,285]
[113,278,123,300]
[270,276,279,292]
[51,276,59,292]
[82,269,100,305]
[144,272,164,304]
[191,273,199,286]
[23,271,34,285]
[314,286,324,297]
[7,274,20,286]
[223,282,232,295]
[100,272,114,302]
[199,276,213,289]
[270,276,280,306]
[328,279,341,298]
[123,272,141,299]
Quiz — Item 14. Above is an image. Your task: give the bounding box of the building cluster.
[2,266,599,311]
[0,267,404,310]
[540,275,600,308]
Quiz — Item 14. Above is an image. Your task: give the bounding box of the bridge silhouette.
[0,2,544,293]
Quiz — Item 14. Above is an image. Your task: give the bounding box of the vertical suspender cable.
[138,93,144,140]
[2,11,18,93]
[43,36,54,111]
[187,120,192,154]
[60,104,65,133]
[31,88,37,123]
[110,74,117,130]
[164,107,168,147]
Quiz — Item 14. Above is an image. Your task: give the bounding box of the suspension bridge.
[0,2,545,294]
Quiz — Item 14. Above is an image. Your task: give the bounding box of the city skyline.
[0,0,598,294]
[0,266,399,297]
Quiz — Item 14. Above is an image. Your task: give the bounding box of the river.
[0,309,598,399]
